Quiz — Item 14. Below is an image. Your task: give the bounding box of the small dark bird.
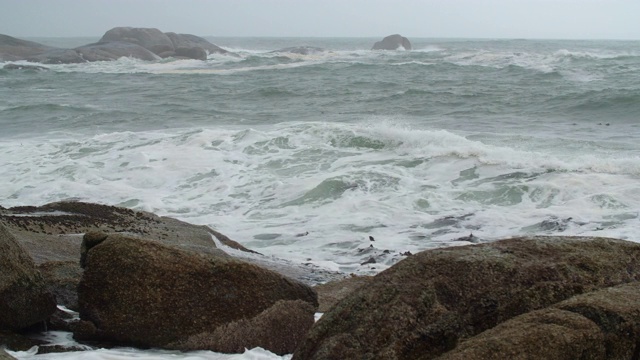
[369,235,375,242]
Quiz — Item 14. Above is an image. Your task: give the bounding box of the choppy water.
[2,36,640,359]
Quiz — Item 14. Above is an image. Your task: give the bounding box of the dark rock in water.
[75,41,160,62]
[0,34,52,61]
[372,34,412,50]
[271,46,325,55]
[440,282,640,359]
[100,27,174,55]
[0,224,57,331]
[171,299,315,355]
[3,63,49,71]
[361,257,376,265]
[77,233,318,351]
[26,48,85,64]
[175,46,207,60]
[293,236,640,360]
[37,260,83,311]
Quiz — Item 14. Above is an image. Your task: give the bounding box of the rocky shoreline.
[3,201,640,359]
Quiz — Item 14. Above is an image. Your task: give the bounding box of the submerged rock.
[3,63,49,71]
[0,224,56,331]
[293,236,640,360]
[77,233,318,351]
[75,41,160,62]
[271,46,325,55]
[372,34,412,50]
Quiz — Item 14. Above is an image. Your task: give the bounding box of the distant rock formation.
[0,27,233,64]
[0,34,53,61]
[271,46,325,55]
[100,27,230,59]
[372,34,412,50]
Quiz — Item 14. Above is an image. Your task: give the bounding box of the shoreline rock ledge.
[372,34,412,50]
[293,236,640,360]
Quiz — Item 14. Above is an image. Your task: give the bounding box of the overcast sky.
[1,0,639,40]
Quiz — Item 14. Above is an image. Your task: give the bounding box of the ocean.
[2,36,640,359]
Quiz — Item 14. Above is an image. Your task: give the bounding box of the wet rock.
[174,47,207,60]
[0,330,46,352]
[0,224,56,331]
[77,234,318,350]
[314,275,373,312]
[165,32,230,56]
[74,41,160,62]
[27,48,84,64]
[0,349,16,360]
[171,299,315,355]
[440,282,640,359]
[372,34,412,50]
[293,236,640,360]
[37,261,82,310]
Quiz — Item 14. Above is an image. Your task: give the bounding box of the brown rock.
[314,275,373,312]
[0,224,56,331]
[293,236,640,360]
[439,282,640,359]
[436,308,605,360]
[77,234,318,349]
[37,261,83,310]
[173,299,315,355]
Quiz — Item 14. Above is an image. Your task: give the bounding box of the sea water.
[2,37,640,359]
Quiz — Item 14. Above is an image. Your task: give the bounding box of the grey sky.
[1,0,639,39]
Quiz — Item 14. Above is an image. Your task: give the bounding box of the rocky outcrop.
[293,236,640,360]
[76,233,318,351]
[0,34,52,61]
[171,299,316,355]
[37,261,82,311]
[74,41,160,62]
[439,282,640,359]
[100,27,174,54]
[99,27,230,59]
[0,201,230,264]
[0,224,56,331]
[3,63,49,71]
[0,27,231,63]
[372,34,412,50]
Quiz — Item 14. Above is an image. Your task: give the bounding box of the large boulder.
[100,27,174,54]
[372,34,412,50]
[0,224,56,331]
[75,41,160,62]
[76,233,318,351]
[439,282,640,359]
[293,236,640,360]
[0,34,52,61]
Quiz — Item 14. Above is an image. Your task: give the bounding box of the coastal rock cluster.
[0,27,230,64]
[3,201,640,358]
[1,31,413,66]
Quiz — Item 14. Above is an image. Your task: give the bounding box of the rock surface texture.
[76,233,318,351]
[0,224,56,331]
[372,34,412,50]
[293,236,640,360]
